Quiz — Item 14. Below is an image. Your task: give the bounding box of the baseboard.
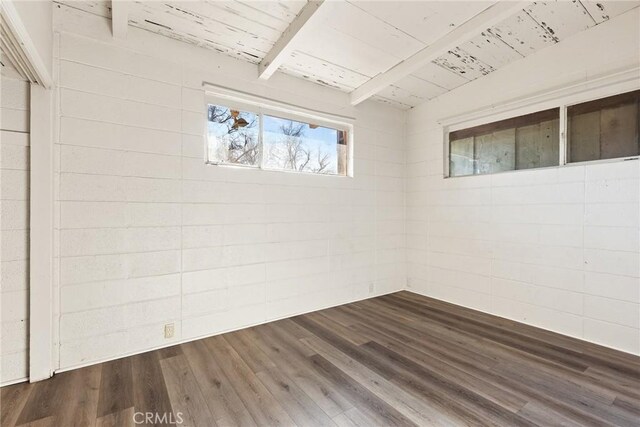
[0,376,29,387]
[401,288,640,357]
[53,287,404,377]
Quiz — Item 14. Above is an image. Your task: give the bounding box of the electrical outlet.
[164,323,175,339]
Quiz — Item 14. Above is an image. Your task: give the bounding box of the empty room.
[1,0,639,425]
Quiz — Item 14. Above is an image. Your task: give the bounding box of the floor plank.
[2,291,639,426]
[247,323,354,418]
[181,340,256,427]
[0,382,33,427]
[56,365,101,427]
[308,354,417,427]
[332,407,380,427]
[95,407,135,427]
[159,354,217,427]
[96,358,133,419]
[301,335,459,426]
[204,336,296,426]
[15,370,75,425]
[254,368,336,426]
[130,351,174,427]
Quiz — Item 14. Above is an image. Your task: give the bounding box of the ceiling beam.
[349,1,527,106]
[0,0,53,88]
[258,0,328,80]
[111,0,129,39]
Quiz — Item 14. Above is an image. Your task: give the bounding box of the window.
[449,109,560,177]
[206,102,350,176]
[568,90,639,163]
[447,88,640,177]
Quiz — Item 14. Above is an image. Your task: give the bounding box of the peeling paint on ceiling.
[56,0,640,110]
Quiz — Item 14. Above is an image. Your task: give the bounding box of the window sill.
[445,155,639,179]
[205,161,352,178]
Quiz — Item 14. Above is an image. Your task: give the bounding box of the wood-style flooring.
[2,291,640,426]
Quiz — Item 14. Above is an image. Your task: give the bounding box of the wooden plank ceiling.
[57,0,640,110]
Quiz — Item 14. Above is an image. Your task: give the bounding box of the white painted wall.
[406,9,640,354]
[52,5,405,371]
[6,1,636,380]
[1,74,31,384]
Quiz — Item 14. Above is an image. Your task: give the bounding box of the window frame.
[443,72,640,178]
[204,85,355,177]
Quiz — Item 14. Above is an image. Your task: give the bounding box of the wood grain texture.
[2,291,639,426]
[159,354,216,427]
[55,1,640,109]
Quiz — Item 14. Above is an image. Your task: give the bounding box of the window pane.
[449,137,473,177]
[568,90,640,162]
[262,114,347,175]
[207,104,260,166]
[475,129,515,174]
[449,108,559,177]
[516,119,559,170]
[568,111,600,162]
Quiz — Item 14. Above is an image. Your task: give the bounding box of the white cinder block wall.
[53,5,405,371]
[406,9,640,355]
[1,74,30,384]
[9,3,638,379]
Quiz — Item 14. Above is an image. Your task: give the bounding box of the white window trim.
[442,67,640,178]
[203,82,355,177]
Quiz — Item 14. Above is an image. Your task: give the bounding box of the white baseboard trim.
[402,288,640,357]
[53,288,404,376]
[0,376,29,387]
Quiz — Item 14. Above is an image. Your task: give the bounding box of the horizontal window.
[449,109,560,177]
[568,90,640,163]
[207,103,350,176]
[447,88,640,177]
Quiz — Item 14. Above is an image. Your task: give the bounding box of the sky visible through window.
[262,114,340,174]
[263,115,338,153]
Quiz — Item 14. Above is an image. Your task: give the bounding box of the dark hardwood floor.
[2,291,640,426]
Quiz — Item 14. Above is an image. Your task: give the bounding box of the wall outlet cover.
[164,323,175,339]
